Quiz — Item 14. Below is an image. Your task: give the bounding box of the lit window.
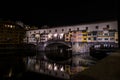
[48,33,52,39]
[60,66,64,71]
[54,64,57,71]
[10,25,12,28]
[59,33,64,39]
[54,33,58,37]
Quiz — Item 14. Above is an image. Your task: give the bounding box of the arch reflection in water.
[45,43,72,61]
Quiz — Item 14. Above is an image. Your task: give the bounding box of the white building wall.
[26,21,118,35]
[25,20,118,43]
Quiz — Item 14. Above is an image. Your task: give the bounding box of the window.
[62,29,64,32]
[69,28,71,31]
[78,38,82,40]
[84,38,86,40]
[104,33,108,36]
[110,38,114,40]
[88,33,91,36]
[73,42,75,45]
[83,34,87,36]
[93,32,97,36]
[109,32,114,36]
[95,26,99,29]
[49,30,51,33]
[98,32,103,36]
[93,37,97,40]
[104,38,108,40]
[86,27,88,30]
[98,38,102,40]
[106,25,110,28]
[66,38,69,40]
[88,38,91,40]
[116,39,118,41]
[93,33,97,36]
[55,29,57,32]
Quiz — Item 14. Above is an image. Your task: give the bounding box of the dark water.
[0,51,67,80]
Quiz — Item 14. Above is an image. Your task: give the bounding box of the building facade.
[25,20,118,51]
[0,21,26,44]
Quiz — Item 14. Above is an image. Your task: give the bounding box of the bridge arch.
[44,40,72,48]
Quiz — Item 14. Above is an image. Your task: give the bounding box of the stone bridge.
[37,40,72,51]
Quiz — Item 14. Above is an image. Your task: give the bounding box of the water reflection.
[0,53,26,78]
[25,50,97,79]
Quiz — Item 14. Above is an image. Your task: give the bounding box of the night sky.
[0,1,118,28]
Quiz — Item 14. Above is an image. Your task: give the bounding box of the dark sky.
[0,1,118,28]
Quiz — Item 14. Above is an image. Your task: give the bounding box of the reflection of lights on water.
[8,68,12,77]
[60,49,63,53]
[60,66,64,71]
[54,63,57,71]
[48,64,53,70]
[54,66,57,71]
[35,64,40,70]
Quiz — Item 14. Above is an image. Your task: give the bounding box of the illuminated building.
[0,21,25,44]
[25,20,118,50]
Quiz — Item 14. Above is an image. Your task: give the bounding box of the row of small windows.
[70,37,115,41]
[29,25,110,34]
[88,37,115,40]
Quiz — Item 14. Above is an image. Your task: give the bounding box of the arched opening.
[45,43,72,61]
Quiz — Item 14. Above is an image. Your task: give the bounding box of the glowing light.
[54,66,57,71]
[35,34,40,39]
[8,68,13,77]
[54,63,57,71]
[54,33,58,37]
[10,25,12,28]
[60,66,64,71]
[48,33,52,39]
[48,64,53,70]
[59,33,64,39]
[35,64,40,70]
